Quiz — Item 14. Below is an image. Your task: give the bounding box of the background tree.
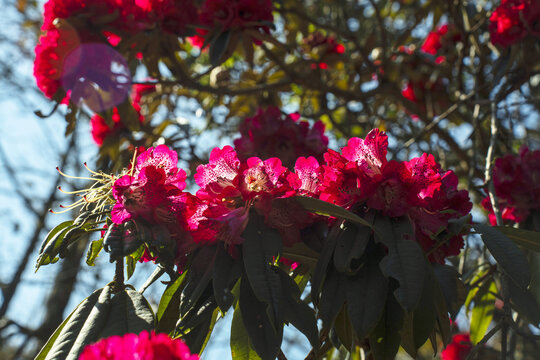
[1,0,540,359]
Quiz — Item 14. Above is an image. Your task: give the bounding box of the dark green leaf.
[334,221,371,274]
[433,264,466,319]
[86,239,103,266]
[36,221,76,270]
[334,306,354,351]
[278,269,319,351]
[311,223,339,307]
[319,268,346,328]
[294,196,374,229]
[180,245,218,316]
[213,245,242,313]
[470,280,496,344]
[210,30,232,66]
[35,288,102,360]
[242,214,283,326]
[98,287,155,339]
[433,278,452,347]
[231,302,261,360]
[157,272,187,334]
[379,239,425,311]
[507,278,540,324]
[281,242,320,269]
[239,277,283,360]
[495,226,540,253]
[475,224,531,290]
[369,292,404,360]
[346,256,388,340]
[176,297,218,354]
[36,285,154,360]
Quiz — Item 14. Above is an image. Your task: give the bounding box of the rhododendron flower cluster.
[233,107,329,169]
[111,145,187,225]
[401,24,460,112]
[91,83,156,145]
[189,0,274,48]
[108,129,470,265]
[441,333,473,360]
[79,331,199,360]
[489,0,540,47]
[191,145,311,247]
[302,32,346,69]
[482,146,540,225]
[315,129,471,263]
[35,0,196,100]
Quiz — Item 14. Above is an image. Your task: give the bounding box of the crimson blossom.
[90,83,155,145]
[401,23,460,112]
[78,331,199,360]
[441,333,473,360]
[233,106,329,169]
[189,145,312,248]
[308,129,472,263]
[482,146,540,225]
[189,0,274,48]
[489,0,540,47]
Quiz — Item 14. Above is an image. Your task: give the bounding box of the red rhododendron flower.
[303,32,345,69]
[441,333,472,360]
[490,0,540,47]
[134,0,198,35]
[315,129,471,262]
[190,0,274,48]
[234,107,329,169]
[79,331,199,360]
[482,146,540,225]
[111,145,187,224]
[192,146,308,246]
[420,24,461,63]
[34,28,80,99]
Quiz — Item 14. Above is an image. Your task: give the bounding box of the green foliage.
[36,285,154,360]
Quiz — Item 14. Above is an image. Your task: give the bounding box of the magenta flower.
[234,107,329,169]
[191,146,308,246]
[441,333,472,360]
[489,0,540,47]
[78,331,199,360]
[482,146,540,225]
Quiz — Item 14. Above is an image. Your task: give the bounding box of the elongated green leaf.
[176,297,218,354]
[281,242,320,269]
[311,223,339,307]
[475,224,531,290]
[210,30,231,66]
[334,306,354,351]
[470,280,497,344]
[37,285,154,360]
[379,239,425,311]
[278,269,319,351]
[86,239,103,266]
[157,271,187,332]
[433,280,452,347]
[369,292,404,360]
[213,245,242,313]
[319,268,346,328]
[35,288,102,360]
[294,196,374,229]
[334,221,371,274]
[36,222,76,270]
[180,245,218,316]
[239,277,283,360]
[231,302,261,360]
[242,214,283,327]
[346,257,388,340]
[98,287,155,339]
[507,278,540,324]
[433,264,466,319]
[495,226,540,252]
